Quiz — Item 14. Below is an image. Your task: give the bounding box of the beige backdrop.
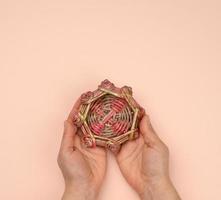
[0,0,221,199]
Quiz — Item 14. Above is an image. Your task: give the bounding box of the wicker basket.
[73,79,145,153]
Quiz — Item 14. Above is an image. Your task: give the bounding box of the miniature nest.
[73,79,145,153]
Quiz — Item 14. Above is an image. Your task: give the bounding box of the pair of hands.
[57,99,181,200]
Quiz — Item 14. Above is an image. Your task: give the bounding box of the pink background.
[1,1,221,199]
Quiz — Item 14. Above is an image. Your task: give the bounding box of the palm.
[60,128,107,192]
[74,130,106,187]
[58,97,107,191]
[116,115,169,195]
[116,135,146,194]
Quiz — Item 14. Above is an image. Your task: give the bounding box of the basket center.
[87,94,133,137]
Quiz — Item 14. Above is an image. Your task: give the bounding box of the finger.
[139,114,163,145]
[60,120,78,150]
[67,96,82,123]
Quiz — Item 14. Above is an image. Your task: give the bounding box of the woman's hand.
[116,115,181,200]
[57,99,107,200]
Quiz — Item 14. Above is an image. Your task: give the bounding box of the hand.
[116,114,181,200]
[57,98,107,200]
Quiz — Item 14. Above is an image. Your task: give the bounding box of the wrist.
[140,177,181,200]
[62,182,97,200]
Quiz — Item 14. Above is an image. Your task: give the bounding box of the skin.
[116,114,181,200]
[57,99,181,200]
[57,98,107,200]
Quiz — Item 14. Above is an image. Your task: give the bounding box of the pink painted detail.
[82,136,96,147]
[112,121,130,135]
[80,91,93,103]
[90,122,105,135]
[98,79,115,90]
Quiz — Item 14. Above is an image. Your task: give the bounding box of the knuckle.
[159,142,169,155]
[57,154,61,166]
[163,144,169,154]
[57,150,65,164]
[64,120,69,127]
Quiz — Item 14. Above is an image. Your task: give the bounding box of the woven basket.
[73,79,145,153]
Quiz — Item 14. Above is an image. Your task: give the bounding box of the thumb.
[60,120,78,150]
[139,114,162,145]
[59,97,81,151]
